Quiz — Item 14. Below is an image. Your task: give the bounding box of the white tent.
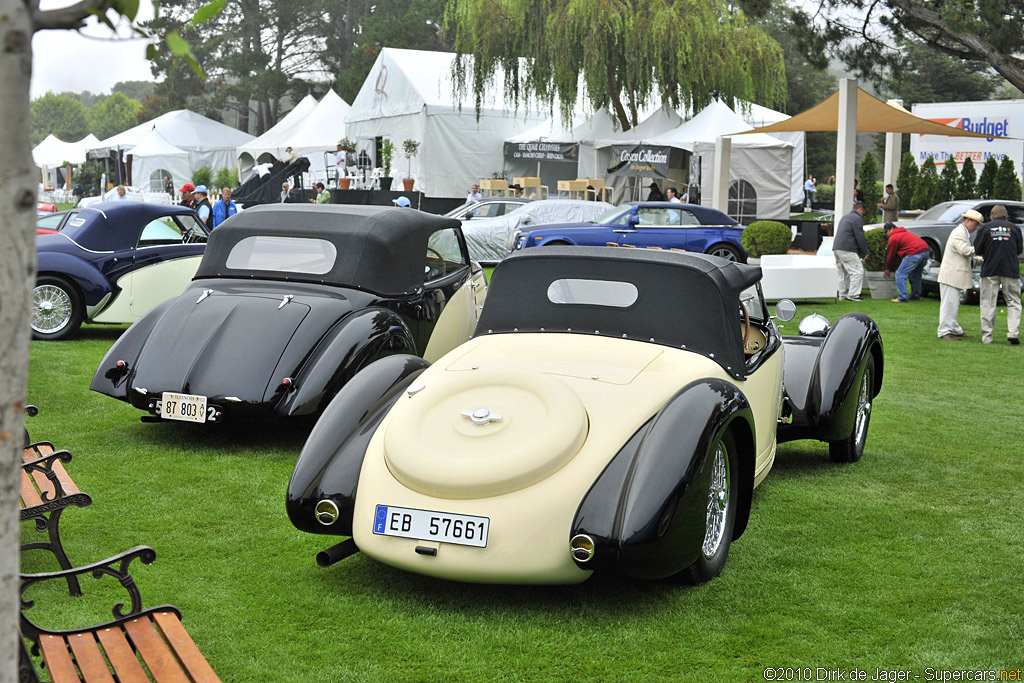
[345,48,547,197]
[273,89,352,181]
[644,100,793,220]
[737,102,805,206]
[128,129,191,193]
[90,110,254,181]
[33,133,97,167]
[236,93,319,179]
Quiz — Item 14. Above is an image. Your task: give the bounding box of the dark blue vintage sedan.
[508,202,747,262]
[34,201,208,340]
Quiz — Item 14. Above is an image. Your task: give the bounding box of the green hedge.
[816,184,835,204]
[864,227,889,272]
[741,220,792,258]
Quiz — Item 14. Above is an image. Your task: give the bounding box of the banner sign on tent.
[608,145,671,178]
[504,141,579,163]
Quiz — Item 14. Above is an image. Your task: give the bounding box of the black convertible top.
[476,247,762,379]
[195,204,461,295]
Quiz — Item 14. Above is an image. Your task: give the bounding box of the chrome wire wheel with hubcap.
[680,429,739,584]
[702,441,730,558]
[829,354,875,463]
[31,276,84,341]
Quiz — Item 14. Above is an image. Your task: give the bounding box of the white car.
[460,199,613,263]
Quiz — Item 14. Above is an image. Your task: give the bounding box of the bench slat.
[52,459,81,496]
[68,632,116,683]
[124,617,190,683]
[23,444,54,462]
[96,626,150,683]
[20,470,43,509]
[24,445,58,500]
[39,634,81,682]
[153,612,221,683]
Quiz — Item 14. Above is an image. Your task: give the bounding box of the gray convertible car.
[868,200,1024,261]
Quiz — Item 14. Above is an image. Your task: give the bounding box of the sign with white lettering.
[911,100,1024,184]
[504,141,579,163]
[608,145,672,178]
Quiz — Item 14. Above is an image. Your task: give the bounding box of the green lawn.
[21,295,1024,680]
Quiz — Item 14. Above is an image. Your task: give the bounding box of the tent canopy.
[279,89,351,154]
[129,129,191,192]
[237,94,319,160]
[33,133,97,167]
[740,87,1010,138]
[645,100,792,151]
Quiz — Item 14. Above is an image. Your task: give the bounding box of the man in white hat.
[936,209,983,340]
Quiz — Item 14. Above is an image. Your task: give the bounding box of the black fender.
[286,354,430,536]
[89,298,178,400]
[778,313,884,443]
[570,379,756,580]
[37,252,112,311]
[274,308,417,417]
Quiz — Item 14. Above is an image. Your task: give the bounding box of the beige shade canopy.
[738,88,1011,138]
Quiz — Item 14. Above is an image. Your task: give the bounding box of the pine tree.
[993,156,1023,200]
[896,152,918,208]
[977,157,999,199]
[958,157,977,199]
[859,151,882,220]
[913,156,939,209]
[938,154,959,203]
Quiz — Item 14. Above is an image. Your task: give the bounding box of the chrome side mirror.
[774,299,797,322]
[798,313,831,337]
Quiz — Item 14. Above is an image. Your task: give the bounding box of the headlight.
[515,235,526,250]
[507,229,521,252]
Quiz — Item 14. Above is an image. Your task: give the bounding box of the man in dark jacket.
[882,222,930,302]
[646,182,665,202]
[178,183,195,208]
[833,202,868,301]
[975,204,1023,344]
[193,185,213,228]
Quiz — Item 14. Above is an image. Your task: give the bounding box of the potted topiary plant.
[864,228,896,299]
[337,138,356,189]
[402,139,420,192]
[740,220,792,265]
[379,140,395,191]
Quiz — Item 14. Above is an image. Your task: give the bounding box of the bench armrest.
[21,546,157,642]
[21,449,73,501]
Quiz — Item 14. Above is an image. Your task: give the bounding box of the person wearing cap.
[936,209,983,340]
[310,182,330,204]
[646,182,665,202]
[974,204,1023,345]
[179,183,195,208]
[193,186,213,227]
[882,222,930,302]
[211,187,238,229]
[833,201,869,301]
[279,183,291,203]
[392,196,412,208]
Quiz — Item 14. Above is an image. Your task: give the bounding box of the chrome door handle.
[613,229,637,234]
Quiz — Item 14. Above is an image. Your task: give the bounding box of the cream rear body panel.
[91,256,201,323]
[351,333,780,583]
[422,269,487,363]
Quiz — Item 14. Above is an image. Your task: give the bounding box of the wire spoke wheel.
[854,371,871,448]
[702,441,731,559]
[32,284,73,335]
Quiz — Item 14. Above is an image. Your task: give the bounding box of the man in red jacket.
[882,222,931,302]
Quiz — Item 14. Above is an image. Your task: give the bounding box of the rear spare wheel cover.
[383,369,588,498]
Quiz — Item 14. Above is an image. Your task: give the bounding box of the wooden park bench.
[21,441,93,596]
[20,546,220,683]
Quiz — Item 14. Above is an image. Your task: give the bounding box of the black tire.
[706,243,744,263]
[31,275,84,341]
[829,354,875,463]
[679,428,739,584]
[926,239,941,262]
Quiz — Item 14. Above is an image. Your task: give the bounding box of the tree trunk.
[0,0,38,677]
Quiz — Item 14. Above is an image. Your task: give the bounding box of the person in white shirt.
[682,188,690,203]
[666,187,681,203]
[467,184,482,203]
[114,185,130,201]
[334,144,348,185]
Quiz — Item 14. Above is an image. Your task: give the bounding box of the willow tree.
[443,0,787,130]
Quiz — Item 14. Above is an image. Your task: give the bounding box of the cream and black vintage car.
[287,248,883,584]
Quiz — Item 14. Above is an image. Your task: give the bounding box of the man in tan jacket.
[878,184,899,223]
[937,209,982,340]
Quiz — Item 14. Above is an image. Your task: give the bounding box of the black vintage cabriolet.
[91,205,487,424]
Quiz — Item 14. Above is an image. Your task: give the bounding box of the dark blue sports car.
[33,201,208,340]
[508,202,747,262]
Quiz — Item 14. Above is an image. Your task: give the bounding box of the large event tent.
[89,110,254,184]
[236,93,318,180]
[345,48,547,198]
[128,129,191,192]
[33,133,100,188]
[740,102,806,206]
[269,89,351,180]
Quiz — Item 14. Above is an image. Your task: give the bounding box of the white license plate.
[160,392,207,423]
[372,505,489,548]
